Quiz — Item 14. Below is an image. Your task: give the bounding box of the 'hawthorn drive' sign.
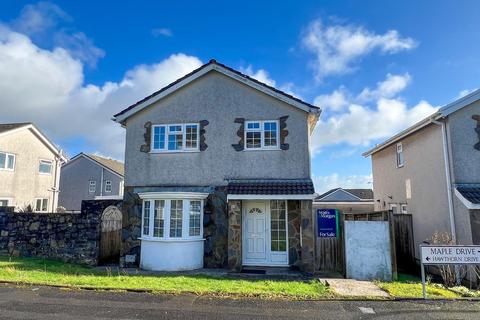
[317,209,339,238]
[420,245,480,299]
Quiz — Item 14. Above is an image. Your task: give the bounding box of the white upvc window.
[0,198,11,207]
[38,159,53,175]
[89,180,96,193]
[396,143,404,168]
[0,152,15,171]
[105,180,112,193]
[151,123,199,153]
[35,198,48,212]
[401,204,408,214]
[244,120,279,150]
[141,198,204,240]
[389,203,398,214]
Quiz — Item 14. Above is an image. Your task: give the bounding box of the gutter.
[432,119,457,243]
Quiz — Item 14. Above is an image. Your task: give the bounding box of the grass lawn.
[0,256,330,300]
[376,274,467,299]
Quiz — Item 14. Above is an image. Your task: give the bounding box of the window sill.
[243,148,281,152]
[139,237,205,243]
[150,150,200,154]
[0,169,14,172]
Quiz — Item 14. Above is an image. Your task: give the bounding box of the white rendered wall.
[140,239,204,271]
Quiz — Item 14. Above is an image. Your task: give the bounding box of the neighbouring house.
[363,89,480,261]
[59,153,124,212]
[113,59,321,272]
[314,188,374,214]
[0,122,67,212]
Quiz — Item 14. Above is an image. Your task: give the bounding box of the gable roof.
[315,188,373,202]
[113,59,321,125]
[0,122,67,162]
[63,153,124,178]
[363,88,480,157]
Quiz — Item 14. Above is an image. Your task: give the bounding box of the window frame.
[38,159,53,175]
[0,152,15,171]
[244,120,280,150]
[400,204,408,214]
[104,180,112,193]
[389,203,398,214]
[141,198,204,240]
[0,198,12,207]
[34,198,48,212]
[88,180,96,193]
[150,123,200,153]
[396,142,404,168]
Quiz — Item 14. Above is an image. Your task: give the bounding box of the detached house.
[59,153,124,212]
[0,123,66,212]
[364,89,480,260]
[113,60,320,272]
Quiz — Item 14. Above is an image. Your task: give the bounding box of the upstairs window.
[151,124,199,152]
[89,180,96,193]
[245,120,279,150]
[0,152,15,171]
[396,143,404,167]
[105,180,112,193]
[39,159,53,174]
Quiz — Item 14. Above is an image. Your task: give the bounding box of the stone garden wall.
[0,200,121,265]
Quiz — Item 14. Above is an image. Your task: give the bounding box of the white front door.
[243,201,267,264]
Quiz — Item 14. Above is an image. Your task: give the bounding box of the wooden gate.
[393,214,416,273]
[99,205,122,263]
[316,213,345,275]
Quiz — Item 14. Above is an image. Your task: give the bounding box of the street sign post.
[419,245,480,299]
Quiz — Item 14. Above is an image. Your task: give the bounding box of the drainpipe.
[432,119,456,242]
[100,168,104,197]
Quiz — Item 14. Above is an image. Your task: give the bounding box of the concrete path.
[320,278,390,297]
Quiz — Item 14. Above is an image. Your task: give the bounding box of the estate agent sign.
[420,245,480,298]
[317,209,339,238]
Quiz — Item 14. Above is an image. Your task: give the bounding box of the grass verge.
[0,256,330,300]
[376,274,478,299]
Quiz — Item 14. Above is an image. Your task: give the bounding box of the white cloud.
[302,19,417,80]
[357,73,411,102]
[313,173,372,194]
[151,28,173,37]
[311,73,437,153]
[241,65,276,87]
[0,25,202,159]
[9,2,104,67]
[314,88,349,112]
[457,88,478,99]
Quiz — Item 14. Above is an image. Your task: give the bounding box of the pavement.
[0,283,479,319]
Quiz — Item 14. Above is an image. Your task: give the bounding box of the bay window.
[151,123,199,152]
[245,120,279,150]
[141,197,205,240]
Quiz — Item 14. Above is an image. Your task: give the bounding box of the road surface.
[0,284,478,319]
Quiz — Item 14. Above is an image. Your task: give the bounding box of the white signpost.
[420,245,480,299]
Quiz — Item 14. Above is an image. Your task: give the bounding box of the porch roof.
[227,179,315,195]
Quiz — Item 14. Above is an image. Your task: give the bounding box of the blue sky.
[1,1,479,192]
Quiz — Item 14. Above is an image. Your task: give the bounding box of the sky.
[1,1,479,193]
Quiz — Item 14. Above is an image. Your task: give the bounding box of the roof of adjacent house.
[456,185,480,204]
[113,59,321,124]
[315,188,374,202]
[64,152,124,177]
[363,88,480,157]
[227,179,315,195]
[0,122,67,161]
[0,122,32,134]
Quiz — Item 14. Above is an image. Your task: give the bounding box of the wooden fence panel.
[393,214,416,273]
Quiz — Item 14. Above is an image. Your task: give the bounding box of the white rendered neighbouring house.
[113,60,321,272]
[0,123,67,212]
[363,89,480,262]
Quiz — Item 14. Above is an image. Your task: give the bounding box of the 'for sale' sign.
[421,245,480,265]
